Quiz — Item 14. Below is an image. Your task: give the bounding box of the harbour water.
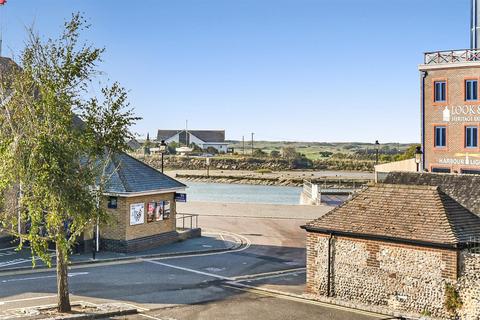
[183,181,302,205]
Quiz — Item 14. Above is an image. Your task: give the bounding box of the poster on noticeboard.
[130,203,144,226]
[147,202,156,223]
[155,202,163,221]
[163,201,171,219]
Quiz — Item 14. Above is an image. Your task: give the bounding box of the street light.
[375,140,380,165]
[414,146,423,172]
[159,140,167,173]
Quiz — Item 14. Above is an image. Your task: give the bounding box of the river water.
[183,181,302,205]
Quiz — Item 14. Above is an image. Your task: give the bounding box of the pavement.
[0,202,389,320]
[0,232,239,272]
[177,201,333,220]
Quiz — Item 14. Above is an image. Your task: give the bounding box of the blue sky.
[1,0,470,143]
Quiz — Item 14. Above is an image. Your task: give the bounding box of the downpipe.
[327,233,333,297]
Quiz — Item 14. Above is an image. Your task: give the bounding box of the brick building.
[420,52,480,174]
[89,152,191,253]
[303,183,480,318]
[419,0,480,174]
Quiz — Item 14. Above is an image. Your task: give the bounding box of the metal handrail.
[176,213,199,230]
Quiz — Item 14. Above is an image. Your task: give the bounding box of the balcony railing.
[424,49,480,65]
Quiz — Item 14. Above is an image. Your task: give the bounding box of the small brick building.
[303,183,480,318]
[84,152,190,253]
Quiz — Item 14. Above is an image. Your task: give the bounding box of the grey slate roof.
[384,172,480,217]
[304,184,480,247]
[105,152,186,194]
[126,138,142,151]
[157,130,226,143]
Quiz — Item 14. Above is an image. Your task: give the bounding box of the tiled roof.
[384,172,480,217]
[104,152,186,194]
[305,184,480,246]
[157,130,226,143]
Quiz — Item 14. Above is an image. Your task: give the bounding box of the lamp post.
[375,140,380,165]
[415,146,423,172]
[159,140,167,173]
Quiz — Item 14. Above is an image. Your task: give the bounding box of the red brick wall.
[421,64,480,173]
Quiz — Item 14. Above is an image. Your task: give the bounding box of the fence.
[424,49,480,65]
[466,236,480,254]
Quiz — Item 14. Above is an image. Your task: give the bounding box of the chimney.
[472,0,480,49]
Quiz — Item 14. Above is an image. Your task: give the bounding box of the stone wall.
[138,155,375,172]
[457,252,480,320]
[306,233,461,318]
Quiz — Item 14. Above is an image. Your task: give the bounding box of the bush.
[445,283,462,314]
[206,146,219,155]
[292,154,313,169]
[252,149,267,157]
[270,150,281,158]
[319,151,333,158]
[282,147,297,159]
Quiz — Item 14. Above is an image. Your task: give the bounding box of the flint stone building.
[303,180,480,319]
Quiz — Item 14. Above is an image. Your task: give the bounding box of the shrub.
[445,283,462,314]
[252,149,267,157]
[270,150,281,158]
[282,146,297,159]
[206,146,219,155]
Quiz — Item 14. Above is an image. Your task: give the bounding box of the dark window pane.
[435,81,447,102]
[435,126,446,147]
[473,127,478,147]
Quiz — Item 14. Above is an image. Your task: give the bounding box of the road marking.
[1,272,88,283]
[0,248,16,252]
[138,314,166,320]
[234,270,306,283]
[0,295,57,306]
[222,283,387,319]
[231,267,306,281]
[143,259,233,280]
[110,302,150,312]
[0,230,250,277]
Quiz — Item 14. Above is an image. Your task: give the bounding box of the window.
[434,81,447,102]
[466,126,478,148]
[431,167,451,173]
[466,79,478,101]
[461,169,480,175]
[434,126,447,148]
[107,196,118,209]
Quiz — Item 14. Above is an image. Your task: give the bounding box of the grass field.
[225,141,414,160]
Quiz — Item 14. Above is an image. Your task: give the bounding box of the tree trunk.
[56,242,71,312]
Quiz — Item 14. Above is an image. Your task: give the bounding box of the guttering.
[103,187,186,198]
[301,225,463,250]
